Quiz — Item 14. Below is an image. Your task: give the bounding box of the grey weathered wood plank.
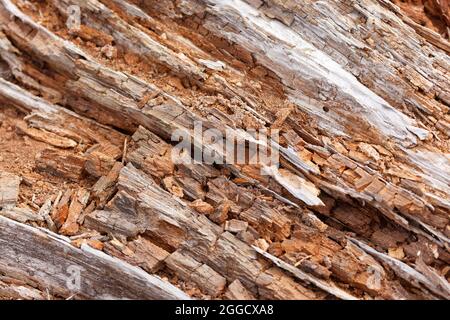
[0,215,190,300]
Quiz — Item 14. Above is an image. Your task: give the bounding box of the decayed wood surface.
[0,0,449,300]
[0,215,189,300]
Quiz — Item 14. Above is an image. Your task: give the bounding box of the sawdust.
[1,0,448,300]
[0,106,94,208]
[392,0,450,38]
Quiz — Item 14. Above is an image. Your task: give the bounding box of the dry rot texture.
[0,0,449,300]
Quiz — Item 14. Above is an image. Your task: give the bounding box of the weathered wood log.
[0,0,449,300]
[171,0,450,243]
[0,278,47,300]
[0,215,190,300]
[85,163,320,299]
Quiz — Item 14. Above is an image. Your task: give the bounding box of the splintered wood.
[0,0,449,300]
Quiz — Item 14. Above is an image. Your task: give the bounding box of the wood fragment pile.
[0,0,449,300]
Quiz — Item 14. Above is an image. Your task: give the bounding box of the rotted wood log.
[0,0,449,300]
[0,215,189,299]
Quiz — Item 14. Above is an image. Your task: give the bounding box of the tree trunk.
[0,0,449,300]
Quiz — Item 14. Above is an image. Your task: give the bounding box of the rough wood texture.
[0,215,189,300]
[0,0,449,300]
